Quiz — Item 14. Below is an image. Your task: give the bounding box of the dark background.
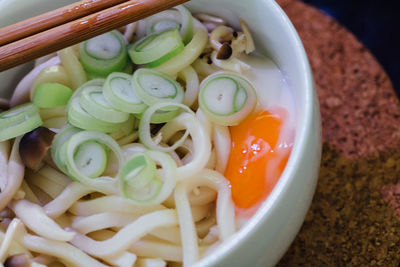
[303,0,400,94]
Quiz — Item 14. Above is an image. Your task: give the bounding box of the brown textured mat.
[276,0,400,265]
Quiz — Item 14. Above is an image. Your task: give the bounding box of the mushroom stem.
[209,25,233,51]
[195,13,226,25]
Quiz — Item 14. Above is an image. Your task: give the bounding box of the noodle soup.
[0,1,319,267]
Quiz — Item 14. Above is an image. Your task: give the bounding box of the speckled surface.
[276,0,400,265]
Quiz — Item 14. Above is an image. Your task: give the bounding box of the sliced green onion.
[30,65,72,100]
[0,103,42,142]
[153,29,208,76]
[121,150,177,205]
[68,79,106,107]
[145,7,194,44]
[199,72,257,126]
[74,141,108,178]
[120,152,156,191]
[67,97,125,133]
[175,5,194,44]
[109,115,136,140]
[131,69,184,110]
[103,72,147,114]
[33,83,73,108]
[79,31,127,76]
[79,85,130,123]
[152,20,180,33]
[123,179,162,203]
[129,29,184,68]
[139,102,193,152]
[51,125,81,172]
[134,108,180,124]
[65,131,123,194]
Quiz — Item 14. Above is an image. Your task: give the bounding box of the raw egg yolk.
[225,109,290,209]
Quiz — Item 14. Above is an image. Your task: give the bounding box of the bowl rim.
[193,0,315,265]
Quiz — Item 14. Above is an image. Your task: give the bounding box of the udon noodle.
[0,5,294,267]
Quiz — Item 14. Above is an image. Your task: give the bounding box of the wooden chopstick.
[0,0,188,72]
[0,0,130,47]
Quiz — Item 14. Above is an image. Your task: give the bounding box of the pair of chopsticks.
[0,0,188,72]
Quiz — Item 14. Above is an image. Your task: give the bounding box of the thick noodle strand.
[20,234,107,267]
[0,137,24,211]
[69,196,165,216]
[68,209,178,257]
[44,182,94,218]
[10,199,75,242]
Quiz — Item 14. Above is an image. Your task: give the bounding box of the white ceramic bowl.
[0,0,321,266]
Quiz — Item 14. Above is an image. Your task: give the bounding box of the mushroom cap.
[19,127,55,170]
[216,43,233,60]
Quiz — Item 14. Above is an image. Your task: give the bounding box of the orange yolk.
[225,109,290,209]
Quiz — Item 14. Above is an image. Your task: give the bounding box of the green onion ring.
[138,102,194,152]
[121,150,177,206]
[198,72,257,126]
[129,29,184,68]
[103,72,147,114]
[79,85,130,123]
[0,103,43,142]
[131,68,184,111]
[79,31,127,76]
[65,131,123,194]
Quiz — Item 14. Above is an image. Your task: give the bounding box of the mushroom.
[195,13,227,25]
[216,43,233,60]
[19,127,55,171]
[0,98,9,111]
[4,254,31,267]
[239,19,255,54]
[209,26,234,60]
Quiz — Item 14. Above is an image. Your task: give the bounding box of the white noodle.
[44,182,94,218]
[9,200,75,242]
[150,226,181,245]
[26,172,65,199]
[204,148,216,169]
[130,240,183,262]
[195,109,213,137]
[69,196,166,217]
[175,183,199,265]
[72,212,138,234]
[68,209,178,257]
[173,113,211,180]
[38,165,71,188]
[178,66,199,107]
[0,140,10,192]
[174,169,236,266]
[191,203,212,223]
[20,233,107,267]
[58,47,87,90]
[0,137,24,211]
[102,251,137,267]
[0,218,23,262]
[136,258,166,267]
[123,22,138,43]
[213,125,231,173]
[188,186,217,206]
[20,180,41,204]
